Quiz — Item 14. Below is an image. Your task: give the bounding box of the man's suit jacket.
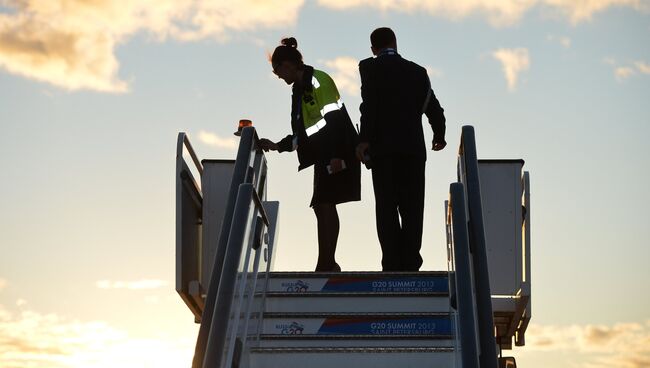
[359,53,446,160]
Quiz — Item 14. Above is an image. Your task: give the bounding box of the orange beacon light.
[234,119,253,136]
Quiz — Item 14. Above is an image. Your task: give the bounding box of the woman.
[259,37,361,272]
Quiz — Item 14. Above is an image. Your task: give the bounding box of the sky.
[1,0,649,367]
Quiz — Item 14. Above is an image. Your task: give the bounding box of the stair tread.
[269,271,447,278]
[263,312,449,317]
[259,334,453,339]
[264,291,448,296]
[250,346,454,353]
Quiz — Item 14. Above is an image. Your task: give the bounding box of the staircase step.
[248,347,454,368]
[257,334,453,348]
[263,271,448,294]
[260,312,452,336]
[262,293,450,313]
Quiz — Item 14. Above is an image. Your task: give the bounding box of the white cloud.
[96,279,168,290]
[317,0,649,27]
[615,66,636,80]
[0,0,304,92]
[16,299,27,307]
[1,1,646,92]
[198,130,238,150]
[634,61,650,74]
[542,0,648,24]
[525,321,650,368]
[0,304,192,368]
[559,36,571,48]
[425,66,444,78]
[318,0,537,27]
[603,57,617,65]
[0,278,6,291]
[492,47,530,91]
[323,56,361,97]
[606,59,650,81]
[547,34,571,48]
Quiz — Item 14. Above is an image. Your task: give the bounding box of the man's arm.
[423,75,446,150]
[359,58,377,143]
[358,58,376,160]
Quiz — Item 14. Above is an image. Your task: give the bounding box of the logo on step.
[282,280,309,292]
[276,321,305,335]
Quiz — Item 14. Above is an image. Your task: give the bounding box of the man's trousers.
[371,156,425,271]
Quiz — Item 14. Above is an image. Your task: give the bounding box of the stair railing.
[192,127,273,368]
[447,126,501,367]
[447,183,480,368]
[457,125,499,368]
[175,132,204,319]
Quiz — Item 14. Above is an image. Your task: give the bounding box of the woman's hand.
[328,158,345,174]
[259,138,279,152]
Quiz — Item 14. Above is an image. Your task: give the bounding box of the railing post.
[192,127,257,368]
[202,184,255,368]
[449,183,480,368]
[459,126,499,368]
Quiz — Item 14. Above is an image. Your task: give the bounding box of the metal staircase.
[175,125,531,368]
[248,271,454,368]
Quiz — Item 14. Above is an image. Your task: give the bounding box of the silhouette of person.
[259,37,361,272]
[356,27,447,271]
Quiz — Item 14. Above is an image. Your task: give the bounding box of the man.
[356,27,447,271]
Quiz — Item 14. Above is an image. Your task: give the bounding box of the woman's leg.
[313,203,340,271]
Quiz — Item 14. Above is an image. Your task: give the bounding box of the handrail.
[203,183,266,368]
[448,182,480,368]
[177,132,204,176]
[458,125,498,368]
[176,133,204,320]
[192,127,263,368]
[515,171,532,346]
[523,171,531,287]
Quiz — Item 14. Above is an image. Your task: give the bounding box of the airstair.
[175,126,531,368]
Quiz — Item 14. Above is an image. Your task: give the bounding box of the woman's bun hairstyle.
[271,37,303,68]
[280,37,298,48]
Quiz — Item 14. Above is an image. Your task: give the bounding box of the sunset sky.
[1,1,649,367]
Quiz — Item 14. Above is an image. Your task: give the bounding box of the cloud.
[322,56,360,97]
[168,1,305,42]
[634,61,650,74]
[0,304,192,368]
[615,66,635,80]
[525,321,650,368]
[542,0,649,24]
[607,60,650,81]
[0,0,304,92]
[317,0,649,27]
[197,130,238,150]
[492,47,530,91]
[425,66,444,78]
[0,278,6,291]
[1,1,645,92]
[547,34,571,48]
[95,279,168,290]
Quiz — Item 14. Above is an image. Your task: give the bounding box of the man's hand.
[356,142,370,162]
[259,138,279,152]
[329,158,345,174]
[432,140,447,151]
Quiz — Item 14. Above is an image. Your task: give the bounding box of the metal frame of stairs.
[175,125,530,368]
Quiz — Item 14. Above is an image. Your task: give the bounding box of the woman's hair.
[271,37,303,68]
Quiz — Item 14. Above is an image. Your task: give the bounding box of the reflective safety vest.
[301,69,344,137]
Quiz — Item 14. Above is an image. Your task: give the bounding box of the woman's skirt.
[310,158,361,207]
